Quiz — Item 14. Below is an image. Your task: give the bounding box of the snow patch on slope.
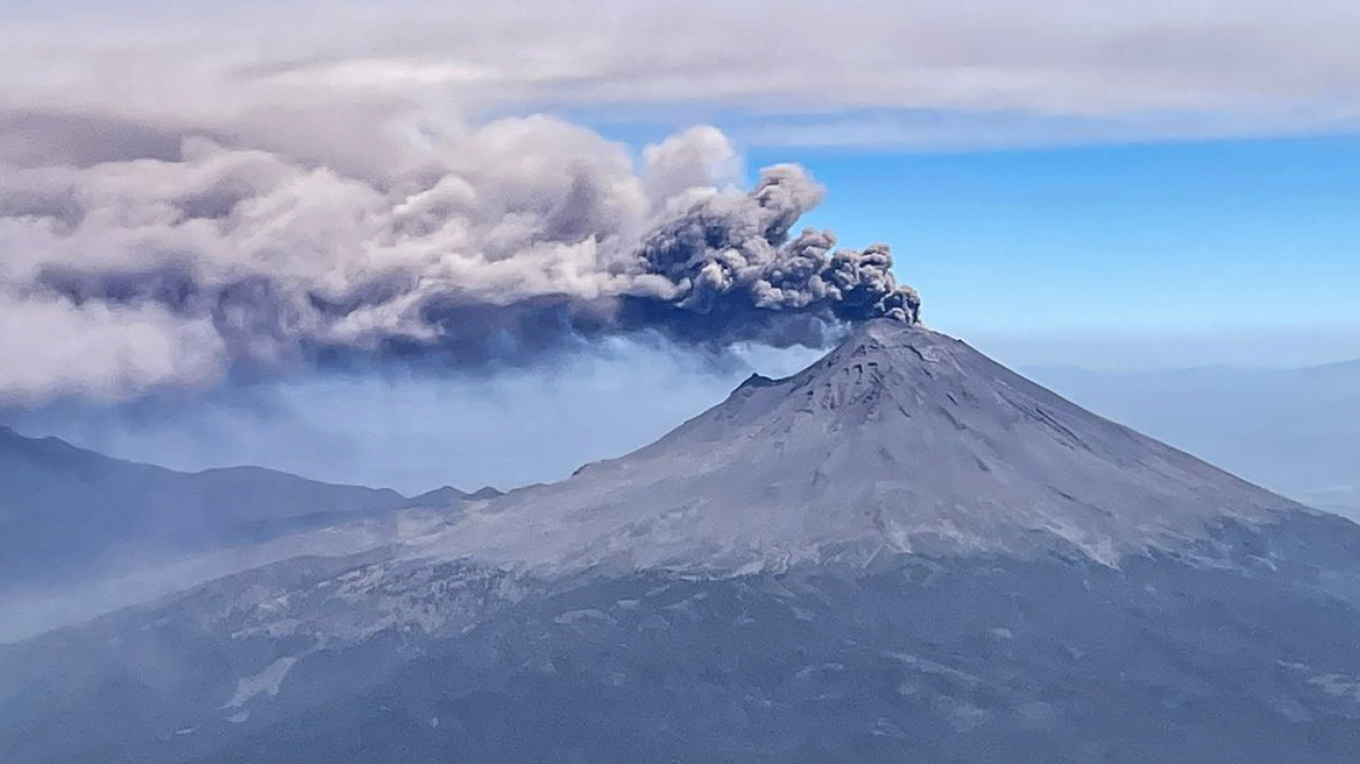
[224,656,298,709]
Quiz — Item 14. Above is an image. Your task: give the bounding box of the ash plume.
[0,119,919,404]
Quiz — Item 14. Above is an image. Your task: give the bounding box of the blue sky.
[758,136,1360,342]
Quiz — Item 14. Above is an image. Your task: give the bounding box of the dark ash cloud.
[0,119,919,404]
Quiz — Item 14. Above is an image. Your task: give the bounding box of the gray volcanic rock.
[4,320,1360,764]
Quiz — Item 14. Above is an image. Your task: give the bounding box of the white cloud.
[0,289,225,405]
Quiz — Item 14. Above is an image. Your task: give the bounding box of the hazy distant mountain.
[6,321,1360,763]
[1026,359,1360,517]
[0,425,409,588]
[403,484,504,507]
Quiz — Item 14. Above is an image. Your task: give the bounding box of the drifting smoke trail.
[0,119,918,404]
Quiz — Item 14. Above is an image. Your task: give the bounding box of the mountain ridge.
[0,424,442,590]
[1024,355,1360,518]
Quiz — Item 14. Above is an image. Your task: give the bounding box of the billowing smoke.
[0,118,918,405]
[635,165,920,339]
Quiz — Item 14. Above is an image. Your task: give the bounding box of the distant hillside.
[0,425,407,588]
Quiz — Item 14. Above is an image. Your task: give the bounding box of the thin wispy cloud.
[3,0,1358,149]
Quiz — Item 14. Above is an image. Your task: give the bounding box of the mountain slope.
[1025,359,1360,518]
[4,321,1360,764]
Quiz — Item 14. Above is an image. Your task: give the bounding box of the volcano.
[6,321,1360,764]
[406,320,1299,571]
